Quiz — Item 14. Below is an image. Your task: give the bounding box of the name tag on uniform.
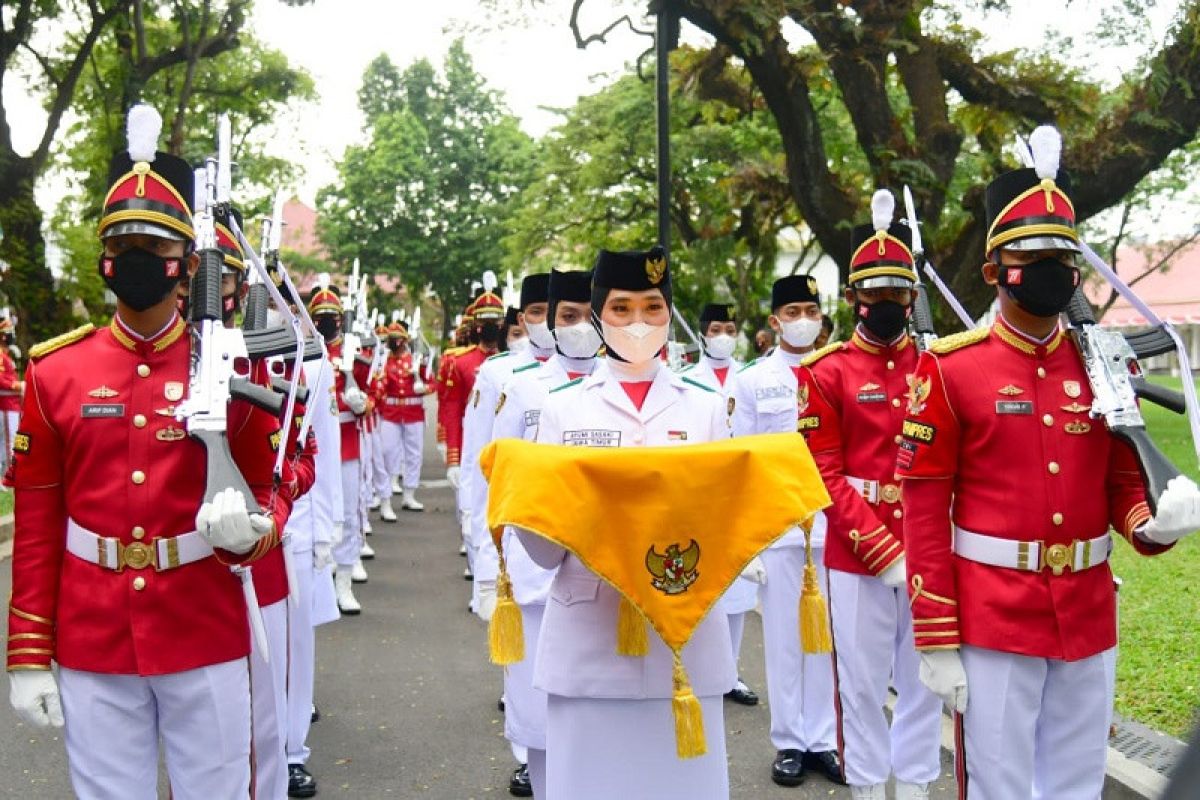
[995,401,1033,415]
[82,403,125,418]
[523,409,541,429]
[857,391,886,404]
[563,429,621,447]
[755,386,792,400]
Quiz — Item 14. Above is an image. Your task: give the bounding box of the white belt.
[846,475,902,505]
[384,397,423,406]
[67,519,212,572]
[953,526,1111,576]
[338,411,356,423]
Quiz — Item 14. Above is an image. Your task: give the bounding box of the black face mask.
[857,300,909,341]
[98,247,185,312]
[388,341,403,353]
[479,321,501,344]
[999,258,1080,318]
[314,316,341,342]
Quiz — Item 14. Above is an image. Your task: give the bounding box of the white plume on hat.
[482,270,498,293]
[1029,125,1062,181]
[391,309,402,323]
[126,104,161,163]
[316,272,330,290]
[871,189,895,233]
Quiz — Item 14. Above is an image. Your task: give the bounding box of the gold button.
[887,360,895,370]
[133,414,147,428]
[891,398,901,408]
[132,576,146,591]
[137,364,150,378]
[1048,462,1060,474]
[132,470,145,485]
[1037,367,1047,379]
[893,509,903,519]
[894,435,903,445]
[131,526,145,540]
[1043,414,1053,427]
[1052,512,1064,526]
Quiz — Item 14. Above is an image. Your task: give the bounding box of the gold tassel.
[616,594,649,656]
[488,558,524,666]
[671,650,707,759]
[799,523,833,654]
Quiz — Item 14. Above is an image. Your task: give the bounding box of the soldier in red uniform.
[435,305,473,465]
[897,126,1200,799]
[378,321,434,519]
[799,190,942,800]
[5,104,289,799]
[0,316,22,464]
[309,284,370,615]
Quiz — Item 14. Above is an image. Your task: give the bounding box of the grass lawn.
[1110,374,1200,737]
[0,489,10,517]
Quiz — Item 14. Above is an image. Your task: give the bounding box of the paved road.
[0,428,958,798]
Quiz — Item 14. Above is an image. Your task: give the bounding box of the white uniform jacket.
[519,361,737,700]
[288,358,342,552]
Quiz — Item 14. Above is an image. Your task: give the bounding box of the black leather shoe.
[724,679,759,706]
[497,696,506,712]
[803,749,847,785]
[310,704,320,723]
[288,763,317,798]
[508,763,532,797]
[771,749,806,787]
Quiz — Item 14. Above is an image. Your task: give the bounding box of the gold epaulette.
[800,340,844,368]
[29,324,95,361]
[928,327,990,355]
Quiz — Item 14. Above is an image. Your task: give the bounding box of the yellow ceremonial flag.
[479,432,831,758]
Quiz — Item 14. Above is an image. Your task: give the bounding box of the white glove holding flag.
[343,387,368,415]
[9,671,64,728]
[879,555,908,588]
[313,541,335,571]
[195,488,273,554]
[446,465,462,490]
[739,555,767,585]
[476,580,498,622]
[1138,476,1200,545]
[919,649,968,713]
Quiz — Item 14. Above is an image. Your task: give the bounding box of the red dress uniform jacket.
[895,317,1165,661]
[441,345,489,467]
[0,349,20,413]
[6,316,290,675]
[380,352,432,424]
[435,347,463,449]
[328,339,362,462]
[801,329,917,577]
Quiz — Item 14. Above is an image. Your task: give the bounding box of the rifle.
[1065,288,1188,512]
[900,187,940,351]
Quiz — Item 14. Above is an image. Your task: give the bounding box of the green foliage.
[318,40,536,333]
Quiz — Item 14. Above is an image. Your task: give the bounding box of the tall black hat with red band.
[848,189,916,289]
[985,125,1079,256]
[215,206,246,273]
[100,105,194,242]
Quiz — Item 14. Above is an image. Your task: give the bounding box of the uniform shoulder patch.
[800,340,844,368]
[549,377,583,394]
[29,323,96,361]
[929,327,990,355]
[737,357,760,373]
[681,376,716,393]
[513,361,542,374]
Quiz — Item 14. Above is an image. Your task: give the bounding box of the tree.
[506,0,1200,326]
[319,41,536,336]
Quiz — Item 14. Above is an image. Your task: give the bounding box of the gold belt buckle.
[1041,541,1074,576]
[120,541,156,571]
[881,484,902,504]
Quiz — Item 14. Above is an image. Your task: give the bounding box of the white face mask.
[266,308,285,328]
[524,320,555,350]
[507,335,530,355]
[703,334,736,360]
[601,320,670,365]
[778,317,821,348]
[553,321,603,359]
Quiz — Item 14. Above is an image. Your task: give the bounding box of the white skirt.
[505,603,548,750]
[544,694,729,800]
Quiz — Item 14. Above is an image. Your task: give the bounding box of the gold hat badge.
[645,256,666,285]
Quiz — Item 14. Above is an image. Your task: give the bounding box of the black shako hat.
[101,105,194,242]
[518,273,550,310]
[548,268,592,330]
[771,275,821,311]
[590,245,672,317]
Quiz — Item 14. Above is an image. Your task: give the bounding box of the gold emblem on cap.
[997,384,1024,396]
[645,256,666,285]
[164,382,184,401]
[1061,402,1090,414]
[1064,420,1091,435]
[1062,380,1081,399]
[807,276,818,295]
[155,426,186,442]
[88,385,118,399]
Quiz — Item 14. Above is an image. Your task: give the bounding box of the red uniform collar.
[851,327,910,356]
[109,313,187,354]
[991,315,1065,358]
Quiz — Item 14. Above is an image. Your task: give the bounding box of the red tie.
[713,366,729,387]
[620,381,653,411]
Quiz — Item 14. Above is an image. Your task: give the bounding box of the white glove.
[446,465,461,489]
[919,649,968,713]
[331,522,345,547]
[476,580,498,622]
[1138,476,1200,545]
[9,671,64,728]
[313,541,335,571]
[739,555,767,585]
[195,487,273,555]
[343,387,368,415]
[879,554,907,588]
